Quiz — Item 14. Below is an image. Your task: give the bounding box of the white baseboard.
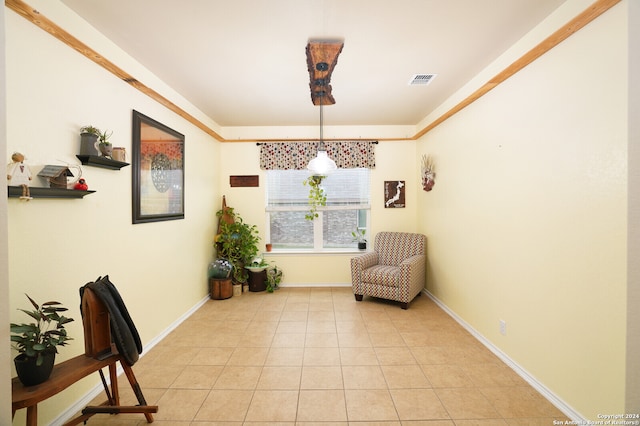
[423,289,586,422]
[51,295,210,426]
[280,282,351,288]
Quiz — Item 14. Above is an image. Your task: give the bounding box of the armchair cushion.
[351,232,426,309]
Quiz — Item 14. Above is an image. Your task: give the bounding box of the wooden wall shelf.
[8,186,95,199]
[76,155,129,170]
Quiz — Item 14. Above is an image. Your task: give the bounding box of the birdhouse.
[38,165,74,189]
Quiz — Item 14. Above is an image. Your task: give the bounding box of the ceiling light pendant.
[307,87,337,176]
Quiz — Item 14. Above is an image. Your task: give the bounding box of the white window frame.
[265,169,371,252]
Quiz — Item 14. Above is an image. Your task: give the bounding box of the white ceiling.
[60,0,567,128]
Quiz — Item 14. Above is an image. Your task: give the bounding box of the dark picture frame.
[132,110,185,224]
[384,180,405,208]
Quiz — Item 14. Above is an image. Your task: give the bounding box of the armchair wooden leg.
[400,302,408,310]
[354,294,363,301]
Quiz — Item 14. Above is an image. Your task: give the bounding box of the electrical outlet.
[499,320,507,336]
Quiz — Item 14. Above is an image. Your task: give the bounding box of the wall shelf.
[8,186,96,199]
[76,155,129,170]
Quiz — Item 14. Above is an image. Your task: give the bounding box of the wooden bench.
[12,353,157,425]
[12,282,157,425]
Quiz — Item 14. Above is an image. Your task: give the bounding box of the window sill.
[263,249,369,256]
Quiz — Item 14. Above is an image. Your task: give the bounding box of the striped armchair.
[350,232,426,309]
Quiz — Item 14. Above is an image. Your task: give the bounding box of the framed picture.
[384,180,405,208]
[132,110,185,224]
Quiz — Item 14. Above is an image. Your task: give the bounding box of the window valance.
[259,141,376,170]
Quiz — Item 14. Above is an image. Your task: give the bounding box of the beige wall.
[416,1,629,418]
[6,2,220,424]
[4,0,636,423]
[1,3,12,425]
[217,140,418,285]
[626,0,640,413]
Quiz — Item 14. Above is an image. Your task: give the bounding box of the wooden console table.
[12,353,157,426]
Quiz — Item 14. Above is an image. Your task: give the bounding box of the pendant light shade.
[307,149,336,175]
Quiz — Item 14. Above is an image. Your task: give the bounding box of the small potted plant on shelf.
[98,129,114,158]
[352,228,367,250]
[80,125,101,156]
[303,175,327,220]
[10,294,74,386]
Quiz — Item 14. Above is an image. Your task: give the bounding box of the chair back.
[374,232,426,266]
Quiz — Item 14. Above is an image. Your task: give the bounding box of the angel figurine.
[7,152,33,200]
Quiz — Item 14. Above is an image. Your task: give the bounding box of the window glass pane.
[323,210,363,248]
[269,211,313,249]
[266,169,370,251]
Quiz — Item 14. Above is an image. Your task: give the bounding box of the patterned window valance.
[259,141,376,170]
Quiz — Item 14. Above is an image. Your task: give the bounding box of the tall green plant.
[215,207,260,283]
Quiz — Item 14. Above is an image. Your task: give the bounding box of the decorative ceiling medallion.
[306,40,344,105]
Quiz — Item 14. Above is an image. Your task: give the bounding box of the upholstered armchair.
[351,232,426,309]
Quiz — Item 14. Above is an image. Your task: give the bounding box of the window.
[266,168,370,250]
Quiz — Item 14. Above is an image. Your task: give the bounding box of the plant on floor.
[215,207,260,284]
[266,265,283,292]
[303,175,327,220]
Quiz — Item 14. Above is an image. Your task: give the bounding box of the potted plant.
[303,175,327,220]
[10,294,74,386]
[246,257,269,273]
[98,129,114,158]
[215,207,260,287]
[266,265,283,293]
[208,258,234,300]
[79,125,101,156]
[352,228,367,250]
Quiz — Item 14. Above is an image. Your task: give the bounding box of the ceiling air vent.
[409,74,437,86]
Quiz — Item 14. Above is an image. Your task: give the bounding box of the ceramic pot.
[358,242,367,250]
[232,284,242,297]
[99,143,113,158]
[80,133,99,156]
[14,351,56,387]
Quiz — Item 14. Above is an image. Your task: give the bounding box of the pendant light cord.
[319,92,325,151]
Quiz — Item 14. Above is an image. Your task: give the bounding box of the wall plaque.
[230,175,259,187]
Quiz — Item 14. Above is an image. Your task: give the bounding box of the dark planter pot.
[79,133,99,156]
[14,351,56,387]
[358,242,367,250]
[248,270,267,292]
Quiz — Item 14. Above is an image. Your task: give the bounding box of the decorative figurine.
[7,152,32,200]
[73,178,88,191]
[421,154,436,192]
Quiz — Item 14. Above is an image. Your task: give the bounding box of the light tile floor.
[81,287,569,425]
